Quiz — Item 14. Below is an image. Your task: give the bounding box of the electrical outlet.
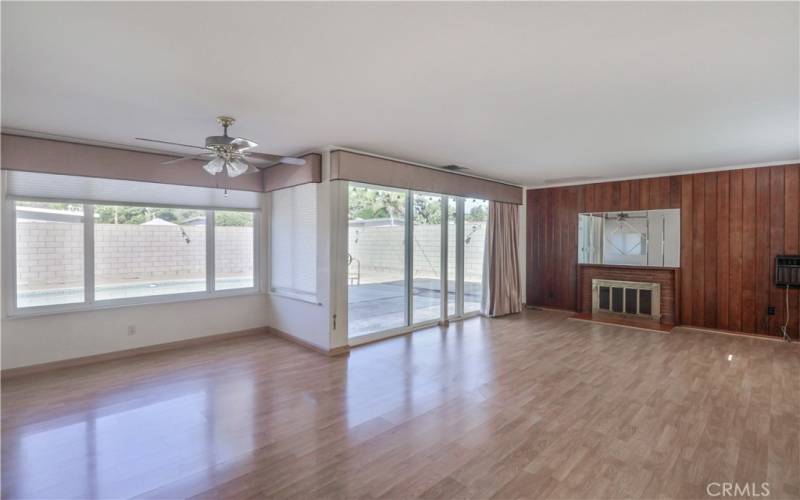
[767,306,775,316]
[127,325,136,336]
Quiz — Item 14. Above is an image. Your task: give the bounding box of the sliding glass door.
[411,193,443,324]
[347,184,407,338]
[347,183,488,340]
[464,198,488,313]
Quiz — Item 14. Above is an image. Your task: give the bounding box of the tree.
[214,211,253,227]
[93,206,206,225]
[465,203,487,222]
[412,196,441,224]
[348,186,405,223]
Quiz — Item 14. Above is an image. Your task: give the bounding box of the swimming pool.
[16,276,255,308]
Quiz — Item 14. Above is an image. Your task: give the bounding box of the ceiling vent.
[440,164,470,172]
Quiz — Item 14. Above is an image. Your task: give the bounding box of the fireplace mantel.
[577,264,680,325]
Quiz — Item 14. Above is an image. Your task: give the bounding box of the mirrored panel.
[578,209,680,267]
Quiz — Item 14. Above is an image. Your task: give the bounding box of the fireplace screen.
[592,279,660,319]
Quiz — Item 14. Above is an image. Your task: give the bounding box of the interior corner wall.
[264,149,332,351]
[526,164,800,338]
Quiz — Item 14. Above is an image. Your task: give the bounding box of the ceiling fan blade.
[241,156,276,165]
[161,153,215,165]
[245,152,307,166]
[279,157,307,166]
[136,138,209,150]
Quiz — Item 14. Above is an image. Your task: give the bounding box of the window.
[94,205,207,300]
[6,177,260,315]
[14,201,85,308]
[215,211,255,291]
[270,183,317,298]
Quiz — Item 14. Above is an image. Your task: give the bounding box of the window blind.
[4,170,261,210]
[270,183,317,296]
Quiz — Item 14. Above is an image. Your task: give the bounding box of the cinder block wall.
[347,222,486,284]
[16,222,253,288]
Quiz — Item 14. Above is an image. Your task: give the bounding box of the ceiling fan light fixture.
[140,116,306,175]
[203,157,225,175]
[226,158,249,177]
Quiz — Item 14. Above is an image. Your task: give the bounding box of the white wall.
[1,294,269,369]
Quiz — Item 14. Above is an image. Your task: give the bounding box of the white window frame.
[3,198,261,318]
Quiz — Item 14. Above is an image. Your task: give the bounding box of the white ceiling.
[2,2,798,187]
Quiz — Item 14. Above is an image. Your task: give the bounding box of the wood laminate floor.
[2,310,799,499]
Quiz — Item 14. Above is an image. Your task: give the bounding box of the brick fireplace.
[577,264,679,325]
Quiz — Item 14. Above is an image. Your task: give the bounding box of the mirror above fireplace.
[578,209,680,267]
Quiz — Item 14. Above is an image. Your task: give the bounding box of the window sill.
[5,288,264,320]
[268,290,322,305]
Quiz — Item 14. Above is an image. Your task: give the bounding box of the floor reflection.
[2,317,492,498]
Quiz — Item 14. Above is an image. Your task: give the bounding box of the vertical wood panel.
[785,166,800,339]
[566,187,579,310]
[629,179,641,210]
[769,167,784,334]
[728,170,743,331]
[601,182,613,212]
[546,189,558,306]
[755,168,771,334]
[680,176,693,325]
[619,181,631,211]
[525,164,800,337]
[703,173,718,327]
[639,179,650,210]
[584,184,595,213]
[656,177,670,208]
[610,183,621,211]
[692,174,706,325]
[526,189,538,306]
[669,176,682,208]
[717,172,730,330]
[741,169,757,333]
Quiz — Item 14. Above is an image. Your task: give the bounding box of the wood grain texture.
[526,165,800,337]
[755,168,770,334]
[728,170,743,332]
[2,311,799,499]
[785,166,800,339]
[703,173,717,328]
[693,174,706,327]
[717,171,730,330]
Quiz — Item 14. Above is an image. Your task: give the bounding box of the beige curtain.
[481,201,522,317]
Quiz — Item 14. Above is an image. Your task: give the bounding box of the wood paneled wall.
[526,165,800,338]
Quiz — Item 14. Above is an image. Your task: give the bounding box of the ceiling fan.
[136,116,306,177]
